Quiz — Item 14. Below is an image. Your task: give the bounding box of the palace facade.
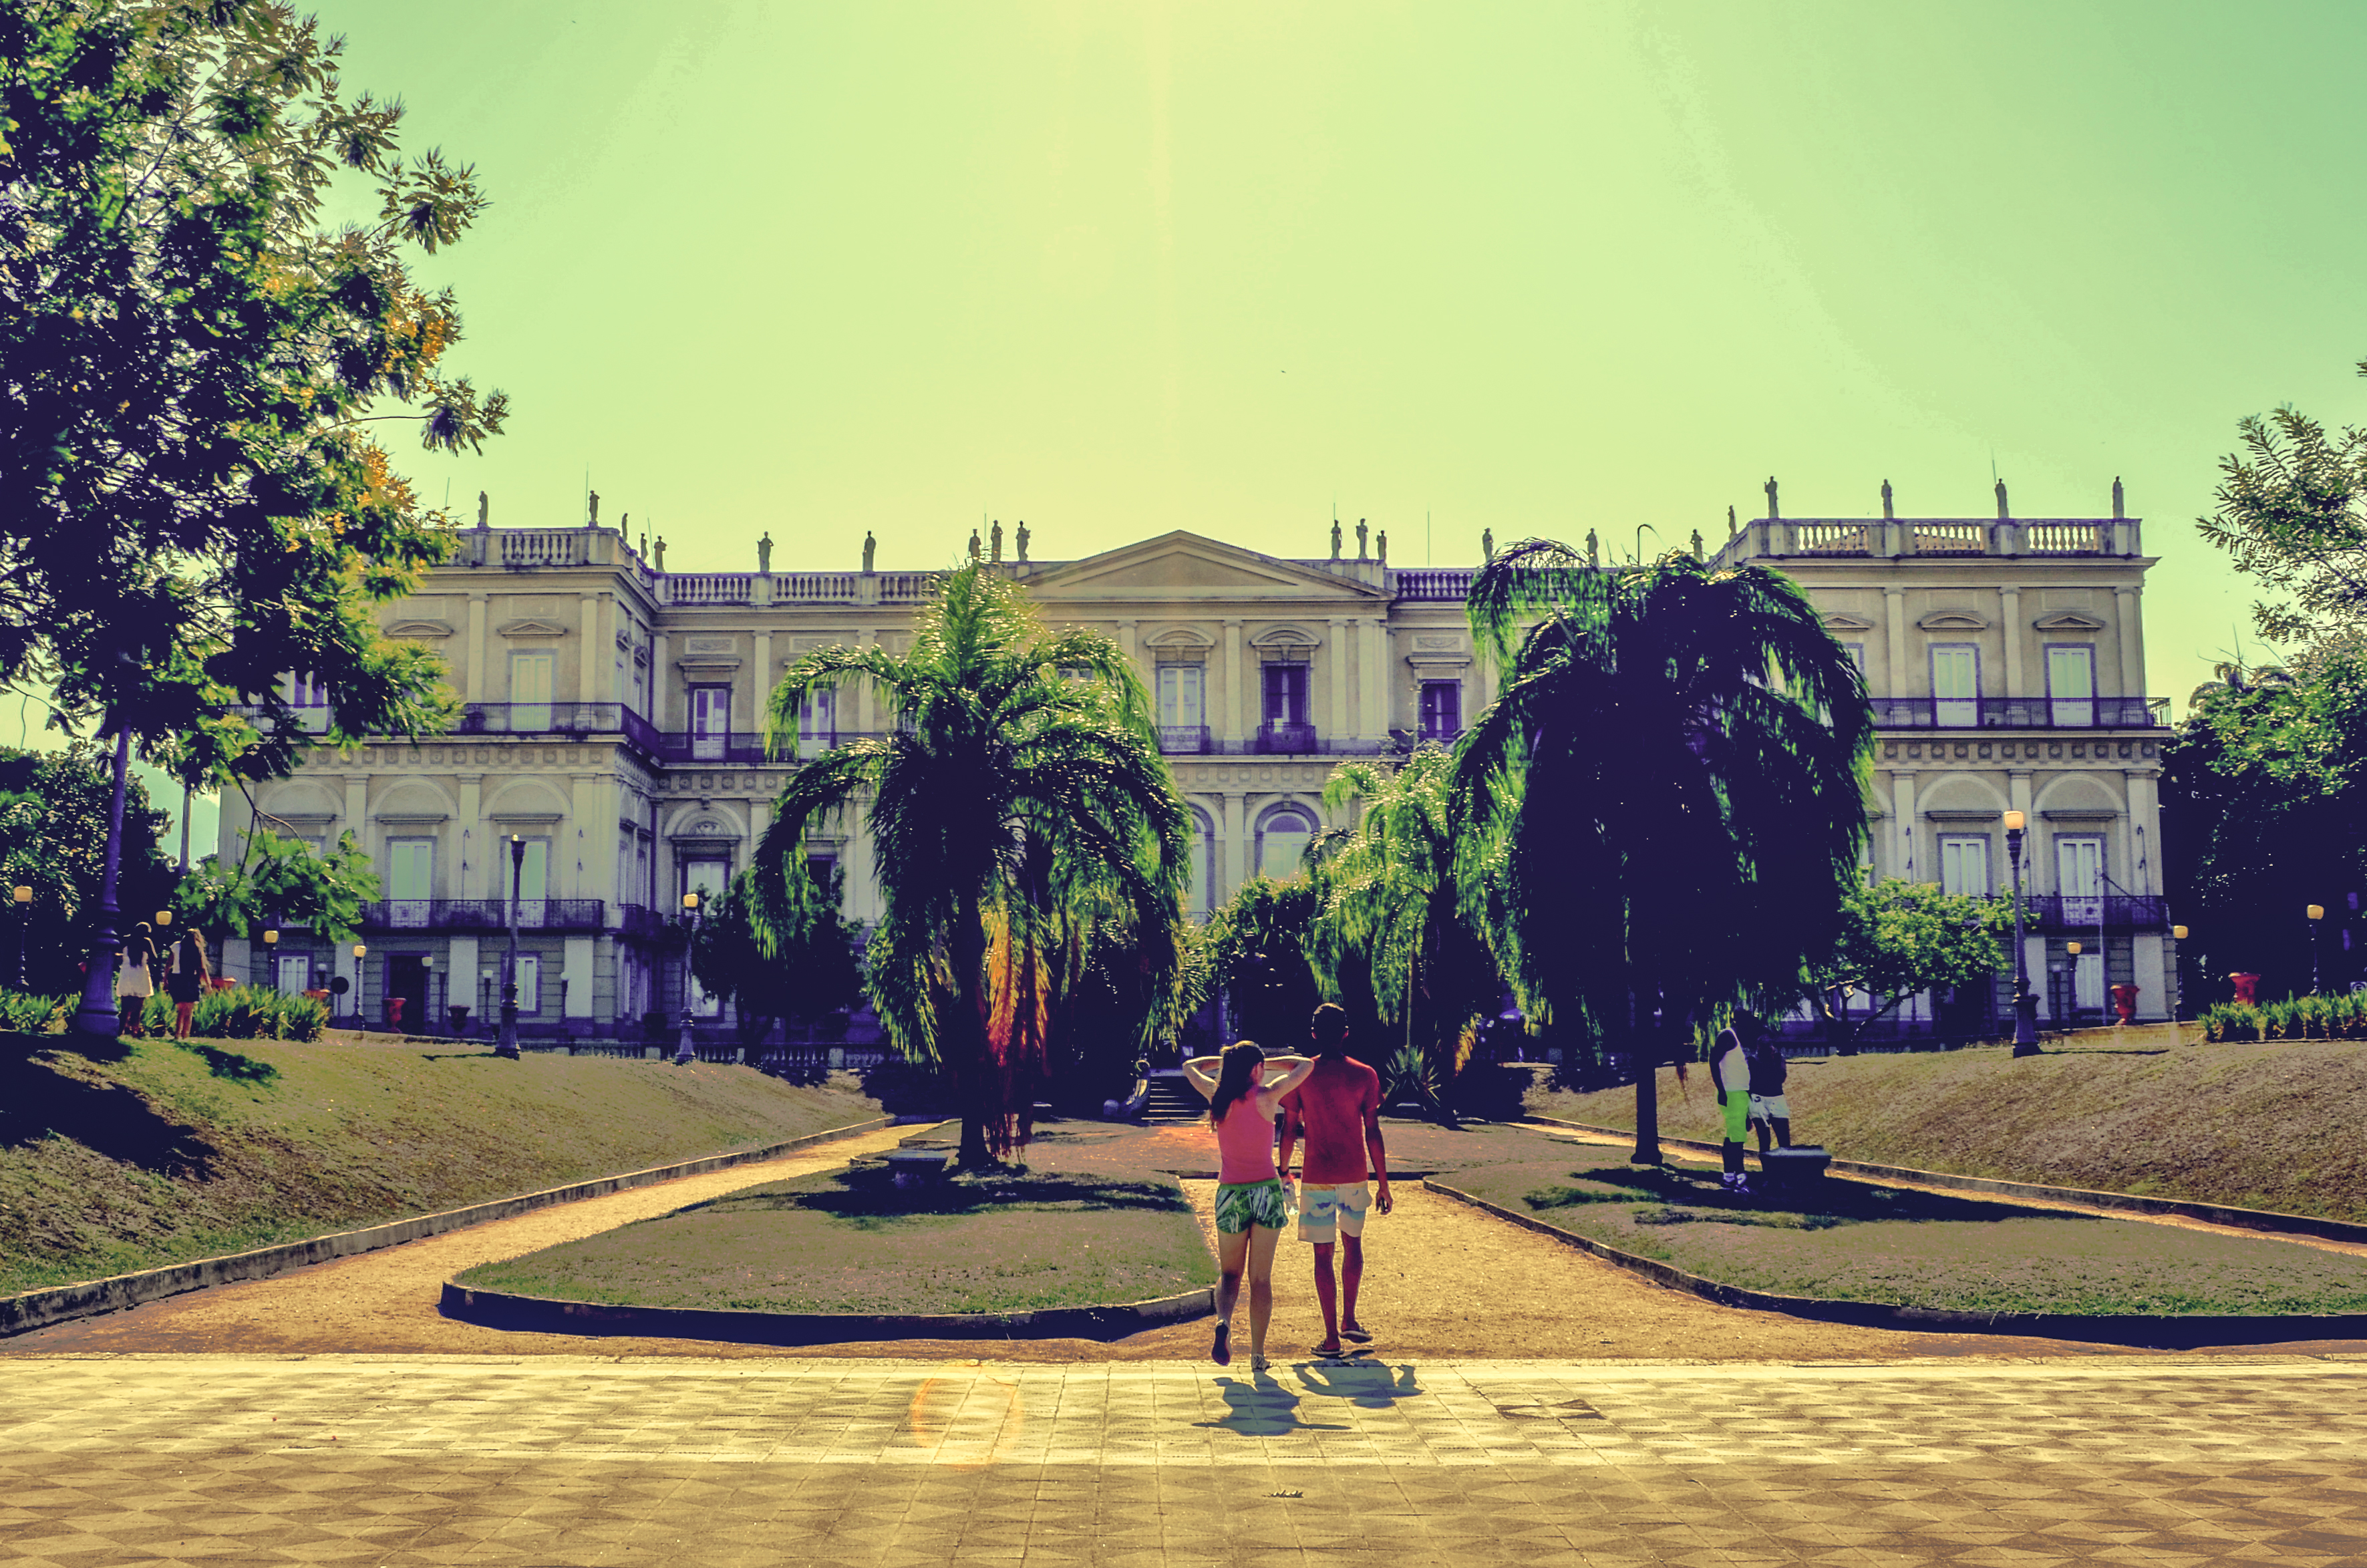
[216,495,2176,1035]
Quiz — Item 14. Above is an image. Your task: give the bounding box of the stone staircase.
[1142,1071,1204,1124]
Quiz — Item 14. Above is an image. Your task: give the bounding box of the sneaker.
[1211,1323,1232,1367]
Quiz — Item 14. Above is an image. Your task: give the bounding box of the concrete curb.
[440,1280,1215,1346]
[1521,1116,2367,1247]
[0,1116,893,1339]
[1424,1177,2367,1349]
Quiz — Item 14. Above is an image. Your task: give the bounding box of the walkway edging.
[439,1279,1215,1346]
[1426,1177,2367,1348]
[1522,1115,2367,1247]
[0,1117,893,1340]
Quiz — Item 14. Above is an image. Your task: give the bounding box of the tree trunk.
[949,893,995,1168]
[1629,985,1660,1164]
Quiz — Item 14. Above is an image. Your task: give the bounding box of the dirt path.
[9,1118,2356,1365]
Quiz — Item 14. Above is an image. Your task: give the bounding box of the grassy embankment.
[1532,1038,2367,1224]
[456,1128,1215,1315]
[1448,1146,2367,1316]
[0,1034,881,1297]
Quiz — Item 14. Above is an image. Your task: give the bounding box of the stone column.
[1890,770,1916,883]
[1360,617,1388,739]
[1883,586,1908,701]
[457,774,482,898]
[579,592,601,701]
[1327,618,1350,744]
[466,591,488,700]
[1222,619,1244,749]
[2114,585,2144,698]
[2000,585,2023,699]
[1221,791,1246,899]
[650,633,669,730]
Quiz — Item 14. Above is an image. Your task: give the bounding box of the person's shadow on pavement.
[1197,1372,1352,1437]
[1293,1360,1423,1410]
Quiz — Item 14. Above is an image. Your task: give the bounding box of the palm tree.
[746,564,1191,1166]
[1313,746,1503,1120]
[1453,542,1874,1162]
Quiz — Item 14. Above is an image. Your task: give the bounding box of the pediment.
[1821,613,1876,633]
[497,619,570,638]
[1028,531,1386,599]
[1917,609,1989,631]
[387,619,453,639]
[2032,611,2106,631]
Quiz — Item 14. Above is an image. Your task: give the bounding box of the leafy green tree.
[1802,878,2015,1050]
[1454,544,1875,1163]
[1312,746,1504,1120]
[746,564,1191,1166]
[2162,653,2367,1001]
[689,865,864,1050]
[170,825,377,945]
[2201,375,2367,667]
[1207,873,1329,1055]
[0,742,172,985]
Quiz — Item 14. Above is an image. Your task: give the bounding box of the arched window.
[1255,804,1317,881]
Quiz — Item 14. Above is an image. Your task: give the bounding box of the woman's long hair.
[178,931,206,974]
[1207,1041,1265,1128]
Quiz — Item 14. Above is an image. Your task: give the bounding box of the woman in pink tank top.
[1182,1042,1314,1373]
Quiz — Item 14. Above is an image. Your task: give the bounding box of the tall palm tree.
[1313,746,1502,1119]
[1453,542,1874,1162]
[746,564,1191,1166]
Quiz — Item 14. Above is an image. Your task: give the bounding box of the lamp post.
[2309,904,2326,995]
[2171,924,2188,1020]
[2006,810,2039,1056]
[2065,939,2082,1025]
[497,834,523,1058]
[12,885,30,992]
[69,728,132,1040]
[261,925,278,990]
[351,943,367,1028]
[676,891,701,1065]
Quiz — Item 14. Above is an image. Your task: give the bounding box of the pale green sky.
[313,1,2367,708]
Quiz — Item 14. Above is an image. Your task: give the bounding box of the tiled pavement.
[5,1353,2367,1565]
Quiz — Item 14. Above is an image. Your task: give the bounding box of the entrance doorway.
[386,955,429,1034]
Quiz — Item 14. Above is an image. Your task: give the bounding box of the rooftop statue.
[862,530,876,572]
[1330,519,1343,560]
[991,519,1003,563]
[1995,478,2010,520]
[1586,529,1599,567]
[1763,476,1779,520]
[1376,529,1387,565]
[654,536,666,571]
[1481,527,1494,562]
[588,490,600,526]
[757,532,773,573]
[968,528,981,561]
[1881,478,1894,520]
[1356,518,1369,559]
[1015,520,1030,563]
[476,490,489,528]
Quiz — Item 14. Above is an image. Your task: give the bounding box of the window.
[1420,681,1462,741]
[513,953,541,1015]
[282,672,331,732]
[386,838,433,927]
[1257,805,1317,880]
[2073,949,2104,1010]
[276,955,313,996]
[2057,836,2103,925]
[794,687,835,759]
[681,855,731,908]
[1186,808,1213,915]
[1939,835,1990,897]
[1261,663,1309,730]
[690,684,730,760]
[1156,665,1206,733]
[1929,645,1978,727]
[510,650,555,732]
[805,854,840,903]
[2048,645,2096,727]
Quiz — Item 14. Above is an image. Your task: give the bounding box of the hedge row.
[0,984,328,1042]
[2201,991,2367,1042]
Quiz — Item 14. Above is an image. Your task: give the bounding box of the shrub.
[0,989,70,1034]
[134,985,327,1042]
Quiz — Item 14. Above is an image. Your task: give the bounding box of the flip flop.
[1340,1326,1374,1344]
[1313,1341,1344,1358]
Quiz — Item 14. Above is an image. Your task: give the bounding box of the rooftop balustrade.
[1714,517,2142,565]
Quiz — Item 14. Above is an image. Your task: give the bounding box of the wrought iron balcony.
[1253,722,1321,755]
[450,702,664,754]
[1159,725,1212,754]
[1872,697,2164,730]
[362,899,606,932]
[2027,895,2172,931]
[656,730,784,764]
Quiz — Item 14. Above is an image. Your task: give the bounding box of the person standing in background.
[117,922,156,1038]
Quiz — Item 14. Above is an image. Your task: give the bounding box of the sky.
[39,0,2367,842]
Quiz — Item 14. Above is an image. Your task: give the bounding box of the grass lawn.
[456,1129,1216,1316]
[1448,1148,2367,1317]
[1533,1038,2367,1225]
[0,1034,882,1297]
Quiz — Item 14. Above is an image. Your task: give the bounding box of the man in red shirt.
[1277,1003,1392,1358]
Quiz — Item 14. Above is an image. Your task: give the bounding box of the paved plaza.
[5,1352,2367,1565]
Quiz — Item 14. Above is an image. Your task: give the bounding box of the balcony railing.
[363,899,606,931]
[1873,697,2163,730]
[1393,569,1476,601]
[1159,725,1212,754]
[1254,722,1321,755]
[657,730,782,764]
[2028,895,2171,932]
[615,905,673,941]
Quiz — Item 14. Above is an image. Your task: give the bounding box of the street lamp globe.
[154,909,171,927]
[2003,810,2025,833]
[9,886,28,905]
[2067,941,2082,956]
[2172,925,2188,941]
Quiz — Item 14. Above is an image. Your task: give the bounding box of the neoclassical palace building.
[217,490,2175,1035]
